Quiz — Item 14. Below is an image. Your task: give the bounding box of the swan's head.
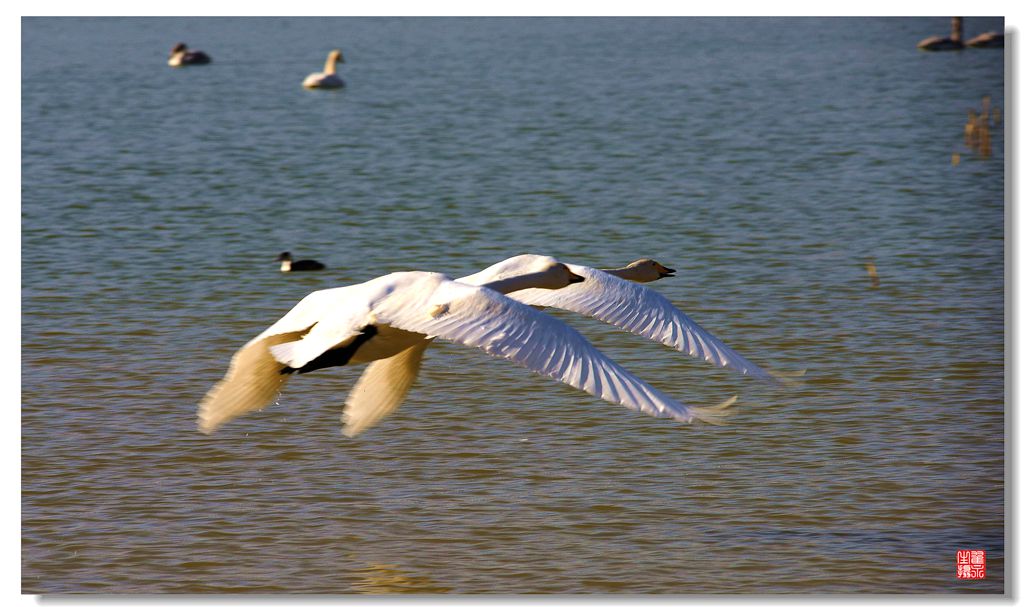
[329,49,345,63]
[624,259,676,282]
[559,263,586,285]
[276,252,293,262]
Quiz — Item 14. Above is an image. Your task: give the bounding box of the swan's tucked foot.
[271,326,378,374]
[687,395,738,425]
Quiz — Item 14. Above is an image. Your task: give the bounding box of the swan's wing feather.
[508,264,773,380]
[199,282,381,433]
[342,340,431,437]
[197,331,304,434]
[376,280,729,424]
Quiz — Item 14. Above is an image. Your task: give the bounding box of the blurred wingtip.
[690,394,738,425]
[196,410,220,435]
[341,420,364,438]
[770,368,807,386]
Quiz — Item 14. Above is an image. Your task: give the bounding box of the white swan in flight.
[197,259,736,436]
[459,254,773,380]
[302,49,345,89]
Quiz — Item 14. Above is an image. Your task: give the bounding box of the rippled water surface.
[22,17,1005,594]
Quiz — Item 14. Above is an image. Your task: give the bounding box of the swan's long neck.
[601,265,656,283]
[482,271,561,295]
[600,265,632,280]
[324,53,339,75]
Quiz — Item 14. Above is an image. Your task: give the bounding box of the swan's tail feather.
[686,395,738,426]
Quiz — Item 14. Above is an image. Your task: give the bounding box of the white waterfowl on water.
[197,260,736,436]
[302,49,345,89]
[459,254,773,380]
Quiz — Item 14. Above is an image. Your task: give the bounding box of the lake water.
[21,16,1005,594]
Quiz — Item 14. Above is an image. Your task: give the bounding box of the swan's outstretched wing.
[375,278,734,425]
[254,283,371,343]
[197,283,373,434]
[502,264,773,380]
[197,331,303,434]
[342,340,431,437]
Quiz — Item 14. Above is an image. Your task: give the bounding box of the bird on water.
[168,43,212,66]
[917,17,965,51]
[302,49,345,89]
[277,252,325,272]
[966,31,1004,48]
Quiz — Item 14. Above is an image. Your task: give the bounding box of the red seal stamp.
[956,549,986,579]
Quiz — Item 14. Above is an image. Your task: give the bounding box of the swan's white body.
[459,255,772,380]
[303,49,344,89]
[198,261,734,436]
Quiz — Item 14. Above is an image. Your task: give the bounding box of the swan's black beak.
[655,262,679,278]
[568,271,586,284]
